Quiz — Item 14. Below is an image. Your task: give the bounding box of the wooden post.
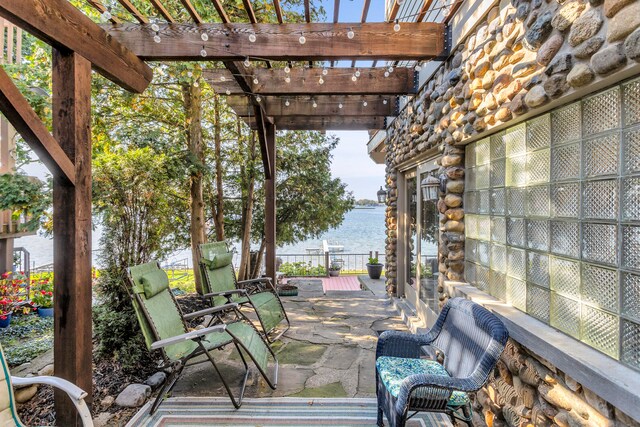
[51,49,93,426]
[265,123,276,281]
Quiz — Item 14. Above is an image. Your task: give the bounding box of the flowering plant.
[0,271,29,318]
[31,275,53,309]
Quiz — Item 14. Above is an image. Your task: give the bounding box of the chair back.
[0,344,20,426]
[128,261,196,361]
[199,242,236,306]
[432,298,508,381]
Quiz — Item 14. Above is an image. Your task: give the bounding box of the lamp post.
[377,186,387,204]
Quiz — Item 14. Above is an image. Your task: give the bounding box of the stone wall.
[383,0,640,299]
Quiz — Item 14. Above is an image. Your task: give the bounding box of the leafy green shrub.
[280,261,326,277]
[0,316,53,366]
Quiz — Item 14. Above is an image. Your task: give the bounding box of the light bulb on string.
[220,76,226,82]
[299,33,306,44]
[393,19,401,32]
[253,77,259,84]
[347,28,355,39]
[284,66,291,73]
[201,32,209,41]
[318,77,324,85]
[285,99,290,107]
[153,34,161,43]
[384,71,390,77]
[312,100,318,108]
[415,62,422,71]
[322,68,328,76]
[225,89,231,95]
[256,95,261,102]
[151,23,160,32]
[285,76,291,83]
[244,57,251,67]
[194,81,199,88]
[101,9,112,21]
[383,98,388,105]
[200,46,207,57]
[249,32,256,43]
[363,100,368,107]
[338,103,343,109]
[388,66,394,73]
[355,69,361,78]
[351,74,357,82]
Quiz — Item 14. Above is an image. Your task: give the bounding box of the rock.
[474,61,491,78]
[524,11,554,50]
[452,52,463,68]
[583,387,614,418]
[544,73,569,98]
[496,106,513,121]
[445,220,464,233]
[93,412,114,427]
[591,43,628,74]
[607,1,640,42]
[525,85,548,107]
[546,53,573,75]
[101,395,115,407]
[445,208,465,220]
[492,73,513,93]
[569,8,603,47]
[567,63,594,86]
[604,0,634,17]
[516,3,530,21]
[446,180,464,193]
[38,364,54,376]
[537,34,564,65]
[144,372,167,390]
[513,61,539,78]
[574,36,605,58]
[493,48,512,70]
[482,71,496,89]
[441,154,462,167]
[444,194,463,208]
[626,27,640,61]
[498,80,522,103]
[510,92,529,115]
[552,1,586,31]
[15,385,38,403]
[115,384,151,408]
[447,69,462,86]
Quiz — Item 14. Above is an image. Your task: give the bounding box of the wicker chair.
[375,297,509,427]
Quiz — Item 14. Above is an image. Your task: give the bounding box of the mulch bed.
[17,294,206,426]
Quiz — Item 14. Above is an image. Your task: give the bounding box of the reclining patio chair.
[127,261,278,414]
[0,344,93,426]
[375,297,508,427]
[197,242,289,342]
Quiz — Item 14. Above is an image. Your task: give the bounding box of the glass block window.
[463,76,640,371]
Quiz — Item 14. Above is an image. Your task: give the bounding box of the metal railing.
[161,258,190,283]
[278,250,385,277]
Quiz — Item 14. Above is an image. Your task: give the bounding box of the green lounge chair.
[198,242,290,342]
[0,343,93,426]
[127,261,278,414]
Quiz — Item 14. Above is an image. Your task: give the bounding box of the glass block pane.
[527,149,550,185]
[583,180,619,221]
[527,185,550,217]
[478,215,491,241]
[505,123,527,157]
[583,223,618,266]
[623,77,640,127]
[507,187,526,217]
[527,220,549,251]
[552,143,580,181]
[476,265,490,291]
[491,159,506,188]
[583,133,620,178]
[466,167,476,191]
[476,138,490,165]
[528,285,550,323]
[506,155,527,187]
[491,188,506,215]
[466,142,476,167]
[464,191,477,214]
[552,183,580,218]
[491,216,506,243]
[491,131,506,160]
[621,320,640,370]
[476,164,490,189]
[478,190,491,214]
[465,238,477,262]
[622,272,640,321]
[582,305,619,359]
[465,261,476,284]
[489,270,507,301]
[491,244,507,273]
[552,102,581,145]
[527,114,551,151]
[582,264,619,313]
[551,221,580,258]
[507,276,527,311]
[583,87,621,136]
[550,256,581,298]
[507,217,526,248]
[622,226,640,270]
[528,251,550,288]
[622,176,640,221]
[507,247,526,280]
[478,240,490,266]
[551,293,581,339]
[623,126,640,175]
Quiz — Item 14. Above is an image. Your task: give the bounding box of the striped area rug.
[321,276,362,292]
[126,397,451,427]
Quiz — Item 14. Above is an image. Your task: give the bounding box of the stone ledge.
[444,280,640,423]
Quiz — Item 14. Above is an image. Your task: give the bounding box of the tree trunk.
[182,81,206,294]
[212,94,225,241]
[252,238,266,279]
[238,127,257,280]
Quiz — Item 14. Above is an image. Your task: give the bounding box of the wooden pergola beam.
[116,0,149,24]
[245,115,387,130]
[106,23,446,61]
[86,0,122,24]
[227,95,397,117]
[205,67,417,95]
[209,0,230,23]
[0,67,75,185]
[388,0,400,21]
[0,0,152,93]
[417,0,436,22]
[180,0,203,23]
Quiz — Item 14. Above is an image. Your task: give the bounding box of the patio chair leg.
[150,362,185,415]
[377,406,384,426]
[200,341,249,409]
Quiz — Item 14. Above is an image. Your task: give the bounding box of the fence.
[277,251,385,277]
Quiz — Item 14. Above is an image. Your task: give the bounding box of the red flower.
[1,272,9,279]
[0,315,7,320]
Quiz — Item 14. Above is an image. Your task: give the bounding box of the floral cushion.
[376,356,469,407]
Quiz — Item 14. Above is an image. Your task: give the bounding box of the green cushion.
[203,252,233,270]
[376,356,469,407]
[140,269,170,299]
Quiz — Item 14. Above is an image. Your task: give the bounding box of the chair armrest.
[183,303,239,320]
[202,289,247,299]
[150,324,227,350]
[395,374,477,413]
[376,330,436,359]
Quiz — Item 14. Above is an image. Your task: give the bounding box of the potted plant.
[366,257,384,280]
[328,260,342,277]
[0,271,30,327]
[31,276,54,317]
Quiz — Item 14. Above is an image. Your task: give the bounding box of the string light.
[384,71,390,77]
[220,76,226,82]
[415,62,422,71]
[201,32,209,41]
[153,34,161,43]
[383,98,388,105]
[285,99,290,107]
[253,76,259,84]
[363,100,368,107]
[312,100,318,108]
[285,76,291,83]
[393,19,401,32]
[225,89,231,95]
[319,77,324,85]
[249,32,256,43]
[351,74,357,82]
[355,69,361,78]
[338,103,343,109]
[299,33,306,44]
[151,23,160,32]
[101,8,112,21]
[194,81,199,87]
[256,95,261,103]
[284,66,291,74]
[388,66,394,73]
[347,28,355,39]
[244,57,251,67]
[322,68,328,76]
[200,46,207,57]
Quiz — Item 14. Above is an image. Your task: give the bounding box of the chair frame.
[375,298,509,427]
[127,262,278,414]
[197,242,290,342]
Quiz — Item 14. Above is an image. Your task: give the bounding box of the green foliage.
[355,199,380,206]
[30,276,53,309]
[368,257,380,265]
[329,260,342,271]
[279,262,326,277]
[0,174,49,232]
[0,315,53,367]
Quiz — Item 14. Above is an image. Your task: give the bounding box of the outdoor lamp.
[377,186,387,203]
[421,174,440,201]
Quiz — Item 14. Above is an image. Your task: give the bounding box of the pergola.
[0,0,457,423]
